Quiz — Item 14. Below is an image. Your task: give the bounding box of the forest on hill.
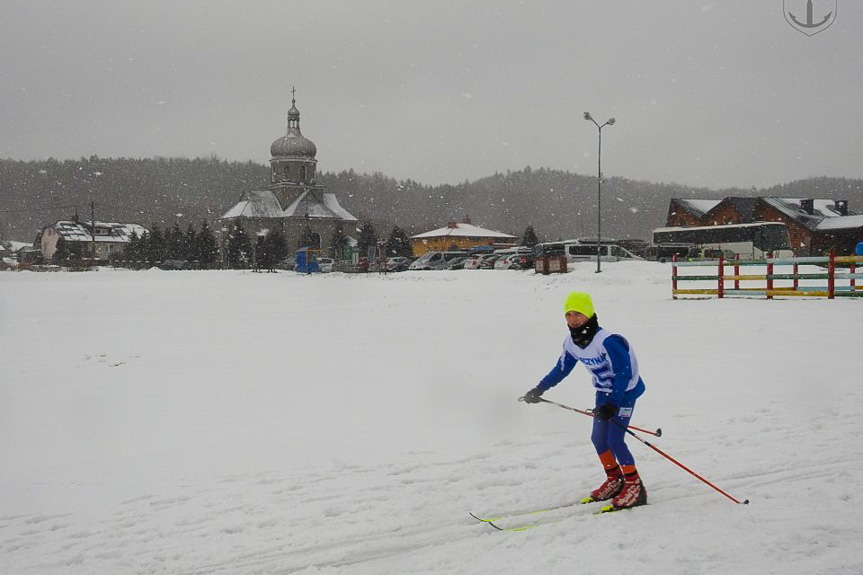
[2,156,862,244]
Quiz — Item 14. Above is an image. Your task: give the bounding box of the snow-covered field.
[1,263,861,574]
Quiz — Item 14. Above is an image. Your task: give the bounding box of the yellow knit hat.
[563,291,595,317]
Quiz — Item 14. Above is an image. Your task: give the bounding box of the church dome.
[270,129,317,158]
[270,95,317,158]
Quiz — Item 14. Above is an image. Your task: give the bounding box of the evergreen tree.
[357,221,378,258]
[255,233,276,271]
[298,225,319,249]
[521,224,539,247]
[52,236,72,264]
[185,223,198,265]
[146,225,167,263]
[197,220,218,269]
[135,230,151,266]
[167,222,185,259]
[227,221,252,268]
[329,223,349,260]
[266,227,289,263]
[125,230,141,266]
[385,226,412,258]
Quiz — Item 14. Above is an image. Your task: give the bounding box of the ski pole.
[518,396,663,437]
[609,417,749,505]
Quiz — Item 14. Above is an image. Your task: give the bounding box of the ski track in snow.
[3,427,862,574]
[2,266,862,574]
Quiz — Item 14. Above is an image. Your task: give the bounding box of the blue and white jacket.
[538,328,645,406]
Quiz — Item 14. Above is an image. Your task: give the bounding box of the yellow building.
[410,218,517,256]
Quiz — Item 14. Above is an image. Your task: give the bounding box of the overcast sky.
[1,1,860,189]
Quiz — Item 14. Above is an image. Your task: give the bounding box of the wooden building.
[666,197,863,255]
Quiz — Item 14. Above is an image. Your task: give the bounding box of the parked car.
[462,255,486,270]
[275,256,296,270]
[445,256,470,270]
[386,256,413,272]
[318,257,334,272]
[409,251,469,270]
[480,254,501,269]
[493,248,534,270]
[494,253,523,270]
[158,259,189,270]
[515,252,536,270]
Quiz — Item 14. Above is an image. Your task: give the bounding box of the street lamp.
[583,112,615,273]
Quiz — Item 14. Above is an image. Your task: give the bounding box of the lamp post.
[583,112,615,273]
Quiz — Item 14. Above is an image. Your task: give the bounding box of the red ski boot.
[583,468,624,503]
[611,478,648,509]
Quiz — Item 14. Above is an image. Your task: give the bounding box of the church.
[219,91,358,253]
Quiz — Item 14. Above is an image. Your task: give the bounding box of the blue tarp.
[295,247,320,273]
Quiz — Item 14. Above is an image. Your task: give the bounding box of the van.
[532,242,565,258]
[563,241,644,263]
[408,250,469,270]
[648,243,694,263]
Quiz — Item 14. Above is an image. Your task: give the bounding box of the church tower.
[269,89,319,208]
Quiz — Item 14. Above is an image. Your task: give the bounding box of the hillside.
[2,156,862,244]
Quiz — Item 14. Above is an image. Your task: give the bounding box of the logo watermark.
[784,0,837,36]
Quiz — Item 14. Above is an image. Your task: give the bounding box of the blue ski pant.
[591,394,638,467]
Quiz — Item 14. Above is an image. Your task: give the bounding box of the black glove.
[593,403,618,421]
[522,387,544,404]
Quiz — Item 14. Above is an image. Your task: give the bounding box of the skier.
[522,291,647,509]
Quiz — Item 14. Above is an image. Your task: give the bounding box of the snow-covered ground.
[1,263,861,574]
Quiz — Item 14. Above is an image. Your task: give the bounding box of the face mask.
[570,314,599,348]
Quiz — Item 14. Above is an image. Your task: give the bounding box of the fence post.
[828,250,835,299]
[766,252,774,300]
[560,255,567,274]
[734,254,740,291]
[717,254,724,299]
[672,254,678,300]
[793,258,799,291]
[851,260,857,293]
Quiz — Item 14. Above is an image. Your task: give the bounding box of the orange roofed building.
[409,217,517,256]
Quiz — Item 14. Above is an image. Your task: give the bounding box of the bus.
[651,222,794,260]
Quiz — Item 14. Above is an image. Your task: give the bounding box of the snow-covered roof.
[816,214,863,231]
[221,189,358,222]
[673,197,861,232]
[283,190,358,221]
[49,221,148,244]
[675,199,722,217]
[3,240,31,252]
[760,197,859,230]
[411,222,516,239]
[219,191,284,219]
[322,193,358,221]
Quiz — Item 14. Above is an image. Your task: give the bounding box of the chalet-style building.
[410,217,516,256]
[667,197,863,255]
[39,219,148,262]
[219,92,357,250]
